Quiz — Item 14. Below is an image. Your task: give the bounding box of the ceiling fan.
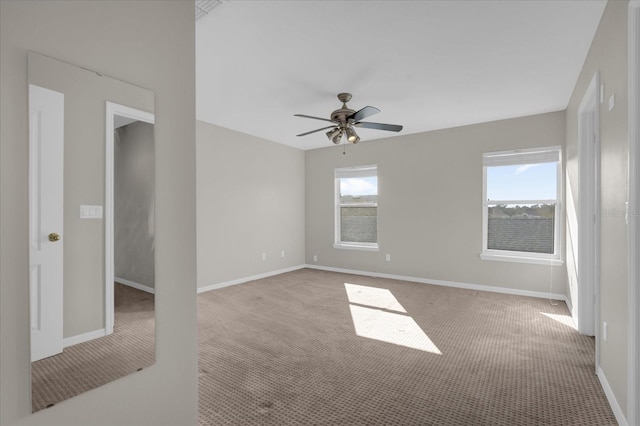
[294,93,403,144]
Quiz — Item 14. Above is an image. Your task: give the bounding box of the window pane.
[340,177,377,204]
[487,204,555,254]
[341,207,377,243]
[487,162,557,201]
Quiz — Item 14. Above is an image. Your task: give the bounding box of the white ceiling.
[196,0,606,150]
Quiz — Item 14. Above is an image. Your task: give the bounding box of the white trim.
[479,253,563,266]
[333,243,379,252]
[107,102,155,125]
[597,366,629,426]
[564,292,574,318]
[196,265,306,294]
[105,102,154,336]
[482,146,561,167]
[105,104,114,334]
[196,263,569,303]
[483,164,488,258]
[334,164,377,178]
[577,72,600,339]
[304,264,568,303]
[340,202,377,208]
[114,276,155,294]
[628,2,640,424]
[63,328,106,348]
[485,199,558,205]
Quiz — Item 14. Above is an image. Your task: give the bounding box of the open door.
[577,72,600,341]
[29,84,64,362]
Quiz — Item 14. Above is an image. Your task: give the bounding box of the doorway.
[577,72,600,355]
[105,102,155,334]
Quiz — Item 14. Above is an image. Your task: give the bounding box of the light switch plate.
[80,205,103,219]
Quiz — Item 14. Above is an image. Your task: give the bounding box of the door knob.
[48,233,61,242]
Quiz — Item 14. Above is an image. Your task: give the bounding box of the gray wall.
[196,121,305,287]
[28,52,155,339]
[115,122,155,290]
[0,1,197,425]
[565,0,629,416]
[306,111,567,295]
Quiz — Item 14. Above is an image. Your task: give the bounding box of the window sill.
[480,253,564,266]
[333,243,379,252]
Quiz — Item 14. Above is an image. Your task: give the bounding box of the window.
[482,147,562,265]
[334,165,378,251]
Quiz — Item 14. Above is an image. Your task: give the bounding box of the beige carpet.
[31,283,155,412]
[198,268,617,426]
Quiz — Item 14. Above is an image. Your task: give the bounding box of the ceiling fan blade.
[296,125,336,137]
[348,106,380,123]
[294,114,335,123]
[354,121,403,132]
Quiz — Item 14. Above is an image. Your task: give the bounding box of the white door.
[577,72,600,338]
[29,84,64,362]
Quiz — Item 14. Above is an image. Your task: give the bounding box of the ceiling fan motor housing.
[331,93,355,125]
[330,108,355,124]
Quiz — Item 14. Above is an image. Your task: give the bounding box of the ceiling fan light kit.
[326,127,341,141]
[295,93,403,146]
[345,126,360,144]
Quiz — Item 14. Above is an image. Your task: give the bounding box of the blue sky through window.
[340,177,378,196]
[487,162,556,201]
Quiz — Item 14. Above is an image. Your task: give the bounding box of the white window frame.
[334,165,379,251]
[481,146,563,266]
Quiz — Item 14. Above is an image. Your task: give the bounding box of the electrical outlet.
[262,253,266,261]
[313,255,317,262]
[385,254,391,262]
[281,250,285,258]
[602,322,608,342]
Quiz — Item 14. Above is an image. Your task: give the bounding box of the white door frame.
[628,2,640,424]
[577,72,600,349]
[105,102,154,334]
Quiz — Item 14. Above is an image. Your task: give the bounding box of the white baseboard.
[197,265,306,294]
[565,294,574,317]
[115,276,155,294]
[597,366,628,426]
[197,262,569,303]
[304,264,569,303]
[63,328,106,348]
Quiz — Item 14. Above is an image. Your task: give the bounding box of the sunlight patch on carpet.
[345,283,441,354]
[540,312,576,329]
[344,283,406,313]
